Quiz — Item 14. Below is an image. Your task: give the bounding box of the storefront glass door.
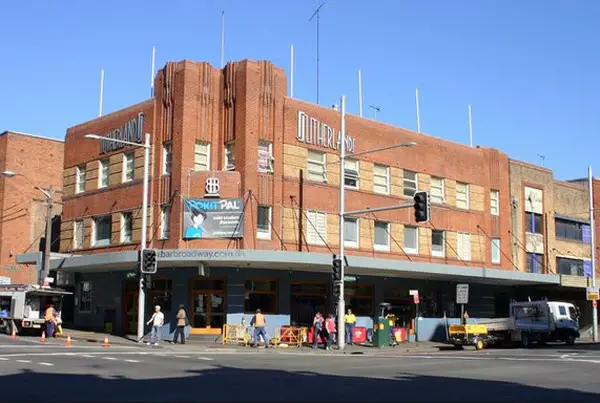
[190,279,226,333]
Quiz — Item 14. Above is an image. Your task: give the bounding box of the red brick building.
[52,60,566,338]
[0,131,63,284]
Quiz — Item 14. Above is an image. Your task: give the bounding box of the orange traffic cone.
[10,327,17,339]
[64,334,72,347]
[40,331,46,342]
[103,335,110,347]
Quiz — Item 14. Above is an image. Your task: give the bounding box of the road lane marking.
[197,357,213,361]
[124,359,140,363]
[16,360,31,363]
[0,358,8,361]
[39,362,53,366]
[102,357,117,361]
[80,355,94,358]
[175,355,190,359]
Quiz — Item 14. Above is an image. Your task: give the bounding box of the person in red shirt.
[325,314,337,350]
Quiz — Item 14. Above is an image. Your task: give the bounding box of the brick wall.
[60,58,516,273]
[0,132,64,283]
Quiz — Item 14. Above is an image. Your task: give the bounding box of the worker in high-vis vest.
[45,304,57,337]
[250,308,270,347]
[344,309,357,345]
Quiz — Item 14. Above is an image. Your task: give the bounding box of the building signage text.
[182,198,244,240]
[296,111,356,153]
[99,113,145,154]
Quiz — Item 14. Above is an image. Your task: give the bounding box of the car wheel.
[566,335,575,346]
[475,339,484,351]
[521,333,530,348]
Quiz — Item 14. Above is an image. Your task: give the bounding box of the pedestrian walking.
[172,304,187,344]
[146,305,164,346]
[250,308,270,347]
[325,314,337,350]
[44,304,57,338]
[344,308,356,345]
[312,312,325,349]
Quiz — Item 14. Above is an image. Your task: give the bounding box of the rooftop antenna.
[537,154,546,167]
[150,46,156,97]
[309,1,327,104]
[468,104,473,147]
[358,69,363,117]
[290,44,294,98]
[99,68,104,117]
[221,11,225,68]
[369,104,380,120]
[415,88,421,133]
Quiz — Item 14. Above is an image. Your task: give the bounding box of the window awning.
[554,213,590,225]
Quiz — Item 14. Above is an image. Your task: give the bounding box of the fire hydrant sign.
[456,284,469,304]
[586,287,599,301]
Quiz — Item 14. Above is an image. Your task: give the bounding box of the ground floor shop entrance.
[122,278,173,336]
[190,278,226,335]
[290,282,328,326]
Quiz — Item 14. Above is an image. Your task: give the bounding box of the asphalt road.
[1,335,600,402]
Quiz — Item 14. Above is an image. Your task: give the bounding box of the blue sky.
[1,1,599,180]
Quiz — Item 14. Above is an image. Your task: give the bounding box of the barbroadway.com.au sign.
[296,110,356,153]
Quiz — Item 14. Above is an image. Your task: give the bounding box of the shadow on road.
[1,365,598,402]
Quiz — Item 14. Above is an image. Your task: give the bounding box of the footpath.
[59,328,447,355]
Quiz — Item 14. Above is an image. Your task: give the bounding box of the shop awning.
[28,248,561,286]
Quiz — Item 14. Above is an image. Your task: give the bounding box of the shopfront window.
[245,279,277,313]
[149,279,172,313]
[344,283,373,316]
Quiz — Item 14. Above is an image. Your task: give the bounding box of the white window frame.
[306,210,327,245]
[403,226,419,255]
[160,206,171,240]
[76,165,86,194]
[430,177,445,204]
[98,159,109,189]
[307,150,327,182]
[491,237,501,264]
[224,142,235,171]
[257,205,272,240]
[373,221,390,252]
[194,141,211,171]
[431,229,445,258]
[121,212,133,244]
[403,170,418,197]
[91,215,111,247]
[258,140,274,174]
[122,152,135,183]
[457,232,472,261]
[490,189,499,216]
[162,142,172,175]
[344,159,360,190]
[343,217,359,249]
[73,219,84,250]
[456,182,470,210]
[373,164,390,195]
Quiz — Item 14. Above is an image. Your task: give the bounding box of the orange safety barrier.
[274,327,306,348]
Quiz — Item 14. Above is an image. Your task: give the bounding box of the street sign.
[0,276,10,285]
[456,284,469,304]
[586,287,599,301]
[344,275,358,282]
[409,289,419,304]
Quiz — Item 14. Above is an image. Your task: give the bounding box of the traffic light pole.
[137,133,151,343]
[337,95,347,350]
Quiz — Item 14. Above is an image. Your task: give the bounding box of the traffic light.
[141,274,152,290]
[332,281,342,300]
[413,191,430,223]
[332,257,342,281]
[141,249,157,274]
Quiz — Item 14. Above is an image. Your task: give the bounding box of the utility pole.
[589,166,598,342]
[42,186,54,286]
[309,1,327,104]
[337,95,346,350]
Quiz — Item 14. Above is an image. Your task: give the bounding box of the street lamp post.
[85,133,151,343]
[2,170,54,285]
[337,96,416,350]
